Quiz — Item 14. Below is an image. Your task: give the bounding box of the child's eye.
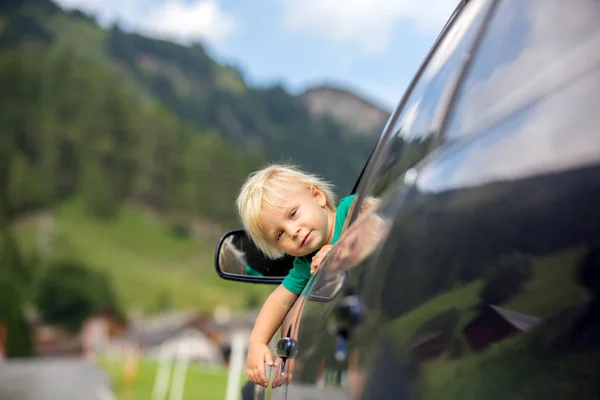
[290,209,297,219]
[275,231,283,241]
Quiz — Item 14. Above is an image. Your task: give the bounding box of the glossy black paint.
[216,0,600,398]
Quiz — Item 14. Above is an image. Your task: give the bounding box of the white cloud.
[278,0,458,54]
[446,71,600,189]
[417,70,600,194]
[455,0,600,134]
[416,0,600,194]
[56,0,234,44]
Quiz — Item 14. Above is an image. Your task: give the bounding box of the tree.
[79,160,120,218]
[36,260,120,332]
[480,252,533,306]
[0,229,33,357]
[0,279,33,358]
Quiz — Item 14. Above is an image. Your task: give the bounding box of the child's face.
[261,186,335,257]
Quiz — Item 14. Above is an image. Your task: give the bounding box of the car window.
[444,0,600,140]
[363,0,493,200]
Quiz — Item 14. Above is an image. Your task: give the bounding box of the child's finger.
[310,261,318,274]
[249,368,259,385]
[257,368,268,387]
[247,368,258,385]
[264,351,274,366]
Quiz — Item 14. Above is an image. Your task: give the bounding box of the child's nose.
[287,225,300,239]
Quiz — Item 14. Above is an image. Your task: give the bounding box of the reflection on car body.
[214,0,600,399]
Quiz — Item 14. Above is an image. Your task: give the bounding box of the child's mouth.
[301,231,311,247]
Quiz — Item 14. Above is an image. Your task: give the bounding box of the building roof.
[488,305,541,331]
[145,329,223,364]
[123,310,205,347]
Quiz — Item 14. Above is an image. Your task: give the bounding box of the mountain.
[300,85,391,137]
[0,0,387,313]
[0,0,382,196]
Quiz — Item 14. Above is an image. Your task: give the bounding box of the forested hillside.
[0,0,383,344]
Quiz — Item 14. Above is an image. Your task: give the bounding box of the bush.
[36,260,120,332]
[169,220,191,238]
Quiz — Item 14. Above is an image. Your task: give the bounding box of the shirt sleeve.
[338,194,355,222]
[332,194,356,243]
[282,257,311,295]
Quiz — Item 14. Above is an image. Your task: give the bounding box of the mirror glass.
[216,229,295,279]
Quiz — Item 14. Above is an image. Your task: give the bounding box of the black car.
[215,0,600,398]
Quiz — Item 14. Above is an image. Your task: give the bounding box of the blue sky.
[56,0,458,110]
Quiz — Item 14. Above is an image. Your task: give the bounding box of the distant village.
[3,306,257,368]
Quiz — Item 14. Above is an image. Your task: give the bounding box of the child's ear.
[311,186,327,207]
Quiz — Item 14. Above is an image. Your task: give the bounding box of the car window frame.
[347,1,467,197]
[433,0,501,145]
[347,0,497,227]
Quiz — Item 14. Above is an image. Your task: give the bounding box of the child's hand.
[272,358,294,388]
[246,342,274,388]
[311,244,333,274]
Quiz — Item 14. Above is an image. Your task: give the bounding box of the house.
[463,304,541,352]
[99,308,257,367]
[30,307,128,359]
[21,308,81,358]
[203,309,257,365]
[34,324,81,357]
[123,325,224,366]
[144,328,224,366]
[108,310,224,366]
[82,308,128,360]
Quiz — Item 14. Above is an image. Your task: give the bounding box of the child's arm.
[247,284,299,387]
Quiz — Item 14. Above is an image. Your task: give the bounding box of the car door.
[343,0,600,399]
[267,0,498,398]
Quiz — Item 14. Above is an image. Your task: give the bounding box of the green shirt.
[245,265,264,277]
[282,194,355,295]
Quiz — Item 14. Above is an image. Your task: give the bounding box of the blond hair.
[236,164,336,259]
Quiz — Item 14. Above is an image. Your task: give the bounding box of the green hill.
[1,0,380,196]
[0,0,384,318]
[13,199,272,312]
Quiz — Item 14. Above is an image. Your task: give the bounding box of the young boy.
[236,164,357,388]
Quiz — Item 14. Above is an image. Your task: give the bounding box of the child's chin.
[295,248,316,258]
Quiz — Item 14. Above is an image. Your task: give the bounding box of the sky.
[55,0,459,110]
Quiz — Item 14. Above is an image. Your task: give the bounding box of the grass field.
[385,246,588,343]
[13,199,271,313]
[380,246,594,399]
[99,356,232,400]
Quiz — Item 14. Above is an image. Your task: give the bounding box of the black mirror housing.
[214,228,295,284]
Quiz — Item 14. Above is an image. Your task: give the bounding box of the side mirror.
[214,229,295,284]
